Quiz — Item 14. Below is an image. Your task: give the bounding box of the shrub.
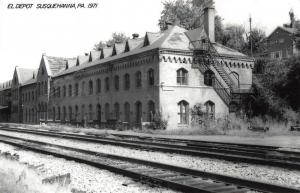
[150,111,168,130]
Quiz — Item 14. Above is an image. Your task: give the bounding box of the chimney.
[204,6,215,43]
[165,21,173,30]
[132,33,139,39]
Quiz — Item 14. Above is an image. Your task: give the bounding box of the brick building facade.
[0,7,254,129]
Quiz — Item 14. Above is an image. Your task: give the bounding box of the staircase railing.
[212,77,231,105]
[190,39,240,106]
[207,43,239,91]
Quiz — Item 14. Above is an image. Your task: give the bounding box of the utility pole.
[249,15,253,57]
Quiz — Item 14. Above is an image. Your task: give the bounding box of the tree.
[158,0,218,31]
[93,32,129,51]
[245,28,266,55]
[220,24,246,52]
[277,56,300,111]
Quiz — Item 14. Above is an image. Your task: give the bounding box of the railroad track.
[1,126,300,171]
[0,133,299,193]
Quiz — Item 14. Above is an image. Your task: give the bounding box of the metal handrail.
[212,77,231,105]
[190,40,240,91]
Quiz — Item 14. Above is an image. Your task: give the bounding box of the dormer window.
[42,67,45,75]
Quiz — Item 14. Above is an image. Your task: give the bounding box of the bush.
[243,56,300,123]
[148,111,168,130]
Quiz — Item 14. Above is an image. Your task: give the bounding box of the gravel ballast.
[0,142,178,193]
[0,130,299,190]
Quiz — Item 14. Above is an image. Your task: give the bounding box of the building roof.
[54,25,253,78]
[126,38,144,51]
[112,43,126,55]
[16,67,37,86]
[76,55,89,66]
[66,58,77,69]
[22,75,37,86]
[0,80,12,91]
[267,26,297,40]
[43,55,71,76]
[89,51,101,62]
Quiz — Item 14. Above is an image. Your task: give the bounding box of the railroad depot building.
[0,80,12,122]
[0,7,254,129]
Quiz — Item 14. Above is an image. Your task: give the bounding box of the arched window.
[75,105,79,121]
[178,100,189,124]
[205,101,215,119]
[69,106,72,121]
[114,103,120,120]
[75,83,79,96]
[58,106,61,120]
[135,71,142,88]
[40,82,43,95]
[148,68,154,86]
[148,101,155,122]
[177,68,188,85]
[89,80,93,95]
[81,81,85,96]
[105,103,110,120]
[96,79,101,93]
[25,109,28,123]
[53,107,56,121]
[32,108,34,123]
[89,104,93,121]
[68,85,72,97]
[105,77,110,92]
[81,104,85,121]
[135,101,142,124]
[124,74,130,90]
[29,109,31,122]
[44,81,47,94]
[62,106,66,121]
[124,102,130,123]
[44,104,48,120]
[63,85,66,97]
[114,76,119,91]
[53,87,56,98]
[96,104,101,122]
[204,70,215,86]
[32,91,34,100]
[57,87,61,97]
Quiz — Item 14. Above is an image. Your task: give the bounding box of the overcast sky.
[0,0,300,82]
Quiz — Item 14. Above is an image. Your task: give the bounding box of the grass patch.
[0,157,70,193]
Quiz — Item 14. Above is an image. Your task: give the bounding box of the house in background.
[263,10,300,59]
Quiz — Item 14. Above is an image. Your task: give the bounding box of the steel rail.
[1,127,300,171]
[0,133,299,193]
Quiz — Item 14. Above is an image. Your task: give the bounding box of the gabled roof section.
[267,26,297,39]
[143,32,163,47]
[112,43,126,56]
[23,72,37,86]
[65,58,77,70]
[89,51,101,62]
[100,47,113,59]
[43,55,72,76]
[185,26,248,57]
[212,43,246,57]
[125,38,144,52]
[185,26,207,48]
[76,55,89,66]
[0,80,12,91]
[16,67,38,86]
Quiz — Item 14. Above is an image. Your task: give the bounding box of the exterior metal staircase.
[191,40,242,108]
